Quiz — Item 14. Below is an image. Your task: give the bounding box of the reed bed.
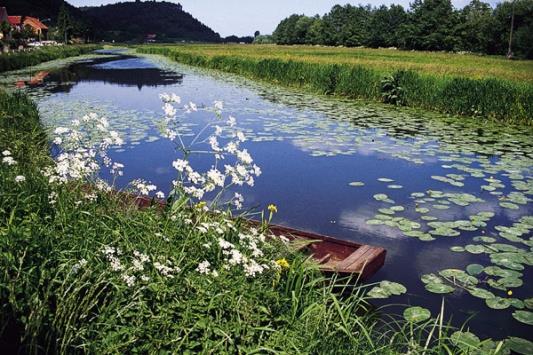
[137,45,533,124]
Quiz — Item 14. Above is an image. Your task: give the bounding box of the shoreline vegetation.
[0,45,102,73]
[3,90,530,353]
[136,45,533,125]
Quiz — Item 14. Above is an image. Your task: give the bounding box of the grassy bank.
[137,45,533,124]
[0,45,102,73]
[1,91,524,353]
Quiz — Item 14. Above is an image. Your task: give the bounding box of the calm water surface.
[6,51,532,340]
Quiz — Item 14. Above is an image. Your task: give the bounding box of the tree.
[254,30,260,38]
[57,3,72,43]
[408,0,460,51]
[368,5,408,47]
[455,0,495,53]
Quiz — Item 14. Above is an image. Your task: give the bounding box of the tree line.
[273,0,533,58]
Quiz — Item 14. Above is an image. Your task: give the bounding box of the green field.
[147,44,533,82]
[137,44,533,124]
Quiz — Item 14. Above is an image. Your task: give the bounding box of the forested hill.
[81,1,221,42]
[273,0,533,59]
[1,0,83,22]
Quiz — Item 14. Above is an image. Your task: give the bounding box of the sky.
[69,0,501,37]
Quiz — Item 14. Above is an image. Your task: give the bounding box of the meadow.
[3,89,529,353]
[137,44,533,124]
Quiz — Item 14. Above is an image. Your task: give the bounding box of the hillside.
[81,1,221,42]
[1,0,82,23]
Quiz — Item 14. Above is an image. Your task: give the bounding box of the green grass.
[136,44,533,124]
[0,45,102,73]
[0,91,515,353]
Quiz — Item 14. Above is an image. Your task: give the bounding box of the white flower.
[237,149,253,164]
[122,274,136,287]
[196,260,211,274]
[14,175,26,183]
[227,116,236,127]
[236,131,246,142]
[156,191,165,199]
[2,156,16,165]
[207,168,225,187]
[163,103,177,118]
[172,159,189,172]
[2,150,11,156]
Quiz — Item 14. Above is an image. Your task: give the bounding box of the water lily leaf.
[425,282,454,294]
[483,266,522,279]
[485,297,511,310]
[465,244,487,254]
[512,311,533,325]
[403,306,431,323]
[390,205,405,212]
[506,337,533,355]
[499,202,519,210]
[466,264,483,276]
[373,193,389,201]
[468,287,494,299]
[450,246,465,252]
[349,181,365,187]
[387,184,403,189]
[380,281,407,296]
[525,298,533,310]
[488,277,523,290]
[378,178,394,182]
[450,331,480,351]
[366,287,389,299]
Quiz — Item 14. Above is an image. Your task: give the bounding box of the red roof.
[23,16,47,30]
[8,16,22,26]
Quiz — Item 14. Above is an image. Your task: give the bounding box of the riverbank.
[136,45,533,125]
[0,45,102,73]
[2,90,525,353]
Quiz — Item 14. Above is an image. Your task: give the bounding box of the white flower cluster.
[130,179,157,196]
[160,94,261,209]
[101,246,181,287]
[196,219,271,278]
[43,113,124,184]
[2,150,16,166]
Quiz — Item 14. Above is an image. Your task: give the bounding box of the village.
[0,6,56,53]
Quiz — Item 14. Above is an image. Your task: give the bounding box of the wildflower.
[268,204,278,214]
[15,175,26,183]
[172,159,189,172]
[275,258,290,269]
[2,150,11,156]
[2,156,16,165]
[156,191,165,199]
[196,260,211,274]
[507,290,513,296]
[122,274,136,287]
[227,116,236,127]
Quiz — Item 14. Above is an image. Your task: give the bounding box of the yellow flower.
[275,258,290,269]
[196,201,207,209]
[507,290,513,297]
[268,204,278,214]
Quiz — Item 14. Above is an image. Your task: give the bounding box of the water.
[5,51,532,340]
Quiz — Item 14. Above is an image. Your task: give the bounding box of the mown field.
[137,44,533,124]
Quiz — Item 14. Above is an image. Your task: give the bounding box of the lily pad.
[348,181,365,187]
[467,287,495,299]
[506,337,533,355]
[450,331,480,351]
[485,297,511,310]
[466,264,483,276]
[425,282,455,294]
[512,310,533,325]
[403,306,431,323]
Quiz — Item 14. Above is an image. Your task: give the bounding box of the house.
[0,7,48,41]
[21,16,48,40]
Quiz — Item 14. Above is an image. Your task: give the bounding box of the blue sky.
[69,0,501,37]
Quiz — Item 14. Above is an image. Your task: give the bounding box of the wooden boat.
[130,194,386,280]
[257,222,386,281]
